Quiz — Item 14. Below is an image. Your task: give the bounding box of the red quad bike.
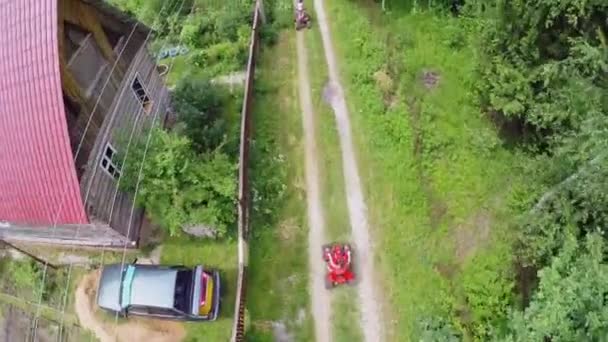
[322,243,355,289]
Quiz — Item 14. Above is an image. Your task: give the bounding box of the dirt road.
[74,270,186,342]
[312,0,384,341]
[296,23,333,342]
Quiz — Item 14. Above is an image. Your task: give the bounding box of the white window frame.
[100,143,121,179]
[131,73,153,113]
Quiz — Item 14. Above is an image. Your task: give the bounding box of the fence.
[231,1,262,341]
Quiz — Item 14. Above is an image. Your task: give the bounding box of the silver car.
[97,263,220,321]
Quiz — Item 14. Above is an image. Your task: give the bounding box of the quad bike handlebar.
[324,245,352,272]
[323,243,356,288]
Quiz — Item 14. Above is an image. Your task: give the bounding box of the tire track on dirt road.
[296,22,333,342]
[312,0,384,341]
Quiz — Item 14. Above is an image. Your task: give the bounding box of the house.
[0,0,170,247]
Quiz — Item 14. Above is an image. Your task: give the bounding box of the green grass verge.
[324,1,533,339]
[305,21,364,342]
[246,31,313,341]
[161,236,237,341]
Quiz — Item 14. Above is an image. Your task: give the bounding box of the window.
[174,270,193,313]
[132,75,152,113]
[100,143,121,179]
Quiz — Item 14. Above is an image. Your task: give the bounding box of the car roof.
[97,264,183,312]
[130,266,178,309]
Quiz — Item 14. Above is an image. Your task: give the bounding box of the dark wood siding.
[80,45,170,242]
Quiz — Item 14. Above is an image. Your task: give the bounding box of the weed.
[247,31,313,341]
[324,0,534,339]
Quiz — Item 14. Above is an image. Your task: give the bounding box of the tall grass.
[324,0,533,339]
[246,31,313,341]
[305,21,364,342]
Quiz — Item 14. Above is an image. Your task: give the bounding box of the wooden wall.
[55,0,168,244]
[58,0,146,177]
[80,44,170,243]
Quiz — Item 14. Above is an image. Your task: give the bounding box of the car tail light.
[199,272,214,315]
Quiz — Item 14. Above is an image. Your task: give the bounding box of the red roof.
[0,0,88,225]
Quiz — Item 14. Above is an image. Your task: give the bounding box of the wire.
[107,1,196,337]
[28,2,177,340]
[54,1,187,339]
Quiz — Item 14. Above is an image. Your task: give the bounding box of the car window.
[174,270,193,313]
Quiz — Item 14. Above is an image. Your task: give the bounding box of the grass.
[246,31,313,341]
[305,25,351,243]
[323,0,533,339]
[304,21,364,342]
[161,235,237,341]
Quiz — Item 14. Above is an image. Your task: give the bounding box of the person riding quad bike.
[326,245,351,272]
[294,0,312,30]
[323,243,355,288]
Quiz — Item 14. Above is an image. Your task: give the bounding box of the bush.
[119,128,236,237]
[172,78,229,154]
[418,316,462,342]
[460,246,514,340]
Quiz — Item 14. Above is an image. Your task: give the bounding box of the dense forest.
[402,0,608,340]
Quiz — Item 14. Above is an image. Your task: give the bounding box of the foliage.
[419,316,462,342]
[518,161,608,266]
[108,0,189,35]
[475,0,608,133]
[325,0,529,339]
[0,258,69,305]
[247,32,313,341]
[500,234,608,341]
[460,246,514,339]
[171,78,229,154]
[5,260,42,296]
[119,128,236,237]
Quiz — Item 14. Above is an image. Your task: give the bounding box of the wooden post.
[256,0,266,24]
[0,222,133,248]
[0,240,58,269]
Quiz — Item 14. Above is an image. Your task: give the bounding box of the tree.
[518,160,608,266]
[419,316,462,342]
[501,234,608,341]
[172,78,229,154]
[461,246,514,339]
[476,0,608,133]
[119,128,236,237]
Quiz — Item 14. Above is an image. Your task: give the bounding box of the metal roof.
[0,0,88,225]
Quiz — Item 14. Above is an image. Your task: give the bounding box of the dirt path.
[312,0,384,341]
[74,270,186,342]
[296,25,333,342]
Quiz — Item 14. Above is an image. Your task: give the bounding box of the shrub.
[119,128,236,237]
[172,78,228,154]
[460,246,514,340]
